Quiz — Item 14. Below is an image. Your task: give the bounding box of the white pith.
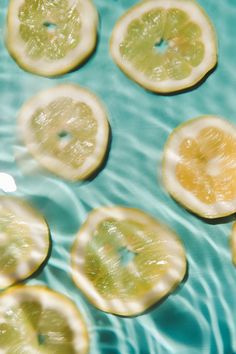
[18,84,109,181]
[71,207,186,316]
[163,116,236,218]
[110,0,217,92]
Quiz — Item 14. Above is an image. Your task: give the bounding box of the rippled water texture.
[1,0,236,353]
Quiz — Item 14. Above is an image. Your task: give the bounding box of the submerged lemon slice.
[0,285,89,353]
[71,206,186,316]
[18,84,109,181]
[162,116,236,218]
[0,197,49,289]
[110,0,217,93]
[230,223,236,266]
[6,0,98,76]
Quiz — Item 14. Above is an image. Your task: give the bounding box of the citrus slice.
[230,223,236,266]
[0,285,89,353]
[6,0,98,76]
[18,84,109,181]
[110,0,217,93]
[162,116,236,218]
[0,196,49,289]
[71,206,186,316]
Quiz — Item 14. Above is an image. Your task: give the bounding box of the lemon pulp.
[19,0,81,60]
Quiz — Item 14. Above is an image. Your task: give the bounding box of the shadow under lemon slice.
[0,285,89,354]
[71,207,186,316]
[162,116,236,219]
[110,0,217,93]
[18,84,109,181]
[6,0,98,76]
[0,196,49,289]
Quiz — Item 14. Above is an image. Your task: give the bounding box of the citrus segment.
[162,116,236,218]
[18,84,109,181]
[110,0,217,93]
[0,285,89,353]
[71,207,186,316]
[7,0,98,76]
[0,197,49,289]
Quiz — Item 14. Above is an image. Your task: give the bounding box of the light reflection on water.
[1,0,236,353]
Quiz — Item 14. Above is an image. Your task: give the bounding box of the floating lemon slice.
[6,0,98,76]
[162,116,236,218]
[0,196,49,289]
[18,84,109,181]
[110,0,217,93]
[230,223,236,266]
[0,285,89,353]
[71,206,186,316]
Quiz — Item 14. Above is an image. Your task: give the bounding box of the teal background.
[1,0,236,353]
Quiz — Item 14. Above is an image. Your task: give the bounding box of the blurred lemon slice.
[6,0,98,76]
[18,84,109,181]
[0,285,89,353]
[110,0,217,93]
[162,116,236,218]
[0,196,49,289]
[71,206,186,316]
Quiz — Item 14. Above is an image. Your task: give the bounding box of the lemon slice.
[110,0,217,93]
[6,0,98,76]
[162,116,236,219]
[230,223,236,266]
[71,206,186,316]
[0,196,49,289]
[18,84,109,181]
[0,285,89,353]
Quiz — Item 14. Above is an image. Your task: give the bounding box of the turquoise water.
[0,0,236,353]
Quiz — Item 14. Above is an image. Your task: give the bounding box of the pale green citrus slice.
[0,285,89,353]
[110,0,217,93]
[6,0,98,76]
[0,196,49,289]
[71,206,186,316]
[18,84,109,181]
[230,223,236,266]
[162,116,236,218]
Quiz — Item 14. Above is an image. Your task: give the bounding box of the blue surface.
[0,0,236,353]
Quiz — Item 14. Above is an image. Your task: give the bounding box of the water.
[0,0,236,353]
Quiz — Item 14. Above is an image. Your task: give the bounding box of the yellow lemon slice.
[71,206,186,316]
[0,285,89,353]
[110,0,217,93]
[6,0,98,76]
[0,196,49,289]
[230,223,236,266]
[18,84,109,181]
[162,116,236,218]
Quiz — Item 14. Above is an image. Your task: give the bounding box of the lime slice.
[18,84,109,181]
[110,0,217,93]
[230,223,236,266]
[0,285,89,353]
[71,206,186,316]
[0,196,49,289]
[6,0,98,76]
[162,116,236,218]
